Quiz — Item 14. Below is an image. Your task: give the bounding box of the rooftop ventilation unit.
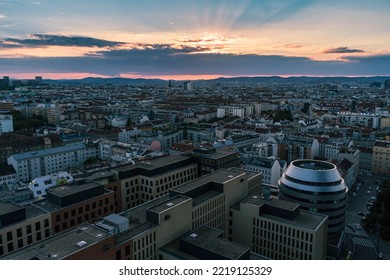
[189,233,198,238]
[166,202,174,207]
[76,240,87,248]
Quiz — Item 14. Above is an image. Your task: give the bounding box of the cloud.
[0,34,125,48]
[1,44,389,77]
[283,44,302,49]
[323,47,365,54]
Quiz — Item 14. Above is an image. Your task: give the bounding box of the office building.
[278,159,348,238]
[0,202,51,257]
[229,195,328,260]
[111,155,198,211]
[191,147,240,176]
[1,223,115,260]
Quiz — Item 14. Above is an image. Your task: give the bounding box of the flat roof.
[112,155,191,173]
[1,223,112,260]
[115,195,191,244]
[160,226,249,260]
[0,201,23,216]
[192,149,238,160]
[9,143,87,161]
[47,181,101,197]
[244,195,300,212]
[242,196,327,230]
[172,168,245,194]
[148,196,190,214]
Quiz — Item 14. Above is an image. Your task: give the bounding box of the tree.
[273,110,293,122]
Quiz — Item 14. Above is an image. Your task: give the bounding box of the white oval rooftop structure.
[278,159,348,238]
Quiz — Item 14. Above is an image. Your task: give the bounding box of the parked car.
[355,224,362,230]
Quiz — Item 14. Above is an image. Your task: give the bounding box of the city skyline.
[0,0,389,79]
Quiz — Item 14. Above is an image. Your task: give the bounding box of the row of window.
[253,218,314,242]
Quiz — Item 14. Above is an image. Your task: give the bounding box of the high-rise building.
[384,79,390,90]
[183,81,193,92]
[0,76,10,90]
[278,159,348,238]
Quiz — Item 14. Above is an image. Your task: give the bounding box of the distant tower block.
[184,80,193,92]
[385,79,390,90]
[167,80,172,94]
[35,76,43,84]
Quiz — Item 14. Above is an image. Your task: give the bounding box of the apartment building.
[242,157,287,186]
[372,140,390,174]
[229,195,328,260]
[278,136,319,164]
[7,143,98,182]
[0,114,13,133]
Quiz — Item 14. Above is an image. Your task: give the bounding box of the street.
[345,174,390,259]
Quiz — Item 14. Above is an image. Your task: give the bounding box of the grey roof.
[9,143,88,161]
[1,223,112,260]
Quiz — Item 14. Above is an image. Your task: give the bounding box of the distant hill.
[44,76,390,85]
[44,77,166,85]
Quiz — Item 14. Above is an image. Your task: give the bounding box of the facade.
[32,180,115,234]
[371,140,390,175]
[0,202,51,257]
[156,130,184,151]
[229,195,328,260]
[1,223,116,260]
[111,156,198,211]
[278,159,348,238]
[243,157,286,186]
[337,112,381,129]
[7,143,97,182]
[0,114,13,133]
[191,147,240,176]
[278,136,319,164]
[0,165,17,187]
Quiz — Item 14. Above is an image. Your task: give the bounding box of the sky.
[0,0,389,80]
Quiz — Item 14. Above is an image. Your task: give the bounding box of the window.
[35,222,41,231]
[17,228,23,238]
[7,232,12,242]
[26,225,32,234]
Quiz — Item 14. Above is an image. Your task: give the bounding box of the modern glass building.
[278,159,348,238]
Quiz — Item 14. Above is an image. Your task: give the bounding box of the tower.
[278,159,348,239]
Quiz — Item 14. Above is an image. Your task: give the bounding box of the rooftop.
[242,195,327,230]
[9,143,87,161]
[172,168,245,194]
[160,226,250,260]
[47,181,101,198]
[1,223,112,260]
